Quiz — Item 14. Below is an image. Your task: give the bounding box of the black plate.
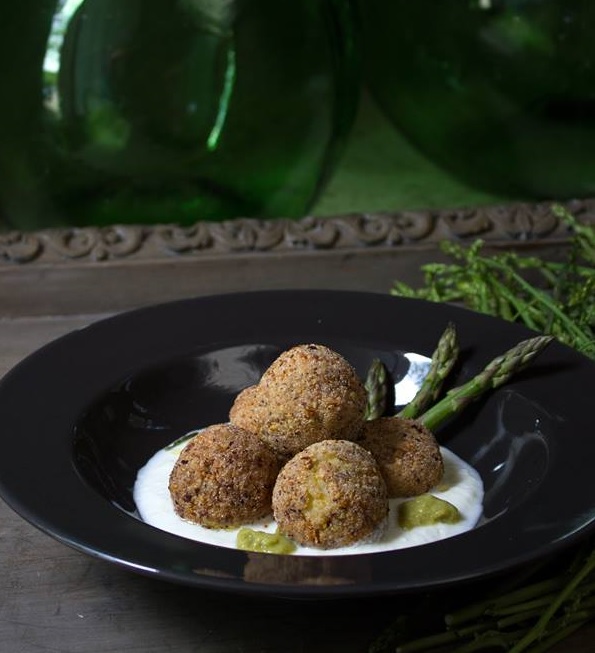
[0,290,593,599]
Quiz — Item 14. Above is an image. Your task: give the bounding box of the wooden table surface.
[1,95,594,652]
[0,311,593,653]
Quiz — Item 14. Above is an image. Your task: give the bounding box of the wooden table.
[2,199,595,652]
[2,313,594,653]
[1,87,594,649]
[0,312,400,653]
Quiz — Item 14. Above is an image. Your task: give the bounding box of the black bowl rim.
[0,289,593,599]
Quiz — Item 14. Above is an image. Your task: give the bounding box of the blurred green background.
[0,90,508,232]
[309,91,508,218]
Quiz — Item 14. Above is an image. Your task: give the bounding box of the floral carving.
[154,223,213,254]
[42,226,146,261]
[0,231,42,264]
[211,219,288,252]
[498,204,559,240]
[283,216,341,249]
[0,199,592,267]
[442,208,493,238]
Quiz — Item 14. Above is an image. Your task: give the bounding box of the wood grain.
[0,313,593,653]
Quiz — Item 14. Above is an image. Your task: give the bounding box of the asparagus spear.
[370,540,595,653]
[391,206,594,360]
[398,322,459,420]
[364,358,388,421]
[418,335,554,432]
[371,207,593,653]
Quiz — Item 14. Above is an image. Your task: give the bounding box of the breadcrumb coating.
[272,440,388,549]
[360,417,444,498]
[230,344,367,459]
[169,423,281,528]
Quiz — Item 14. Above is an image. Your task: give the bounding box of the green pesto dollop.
[398,494,461,530]
[236,527,297,554]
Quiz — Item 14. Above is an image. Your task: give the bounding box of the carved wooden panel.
[1,199,593,317]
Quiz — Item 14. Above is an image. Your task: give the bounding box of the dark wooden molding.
[1,199,593,317]
[1,198,593,265]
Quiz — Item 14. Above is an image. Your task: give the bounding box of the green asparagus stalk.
[418,335,554,432]
[398,322,459,420]
[370,541,595,653]
[369,205,594,653]
[164,429,200,450]
[364,358,388,421]
[391,206,594,360]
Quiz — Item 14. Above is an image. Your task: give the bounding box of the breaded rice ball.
[229,344,367,459]
[228,384,263,436]
[272,440,388,549]
[168,423,281,529]
[360,417,444,498]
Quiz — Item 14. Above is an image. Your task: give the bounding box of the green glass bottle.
[358,0,595,199]
[0,0,358,230]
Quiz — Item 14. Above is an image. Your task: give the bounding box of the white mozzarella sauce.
[133,436,484,556]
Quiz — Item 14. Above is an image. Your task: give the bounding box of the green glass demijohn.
[358,0,595,200]
[0,0,359,230]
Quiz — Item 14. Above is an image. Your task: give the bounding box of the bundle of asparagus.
[366,204,595,653]
[363,326,553,432]
[391,205,594,360]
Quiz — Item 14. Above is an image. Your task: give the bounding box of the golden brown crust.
[229,344,367,459]
[272,440,388,549]
[360,417,444,498]
[168,423,281,528]
[228,385,264,436]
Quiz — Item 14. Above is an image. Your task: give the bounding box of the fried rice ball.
[228,384,263,436]
[360,417,444,498]
[229,344,367,459]
[272,440,388,549]
[168,423,281,529]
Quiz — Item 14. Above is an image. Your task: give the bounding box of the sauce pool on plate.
[133,433,484,556]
